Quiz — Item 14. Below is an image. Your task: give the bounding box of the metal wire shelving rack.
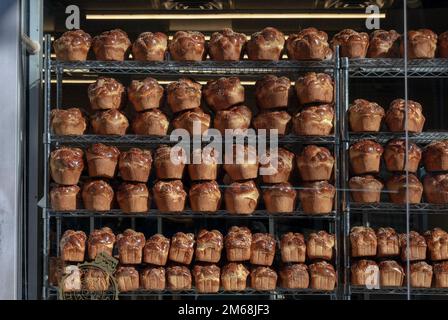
[42,34,343,300]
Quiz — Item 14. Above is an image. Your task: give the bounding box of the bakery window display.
[208,29,247,61]
[143,234,170,266]
[92,29,131,61]
[127,77,164,112]
[286,28,332,61]
[246,27,285,61]
[50,108,87,135]
[53,30,92,61]
[348,99,385,132]
[132,32,168,62]
[168,31,206,61]
[116,229,145,265]
[192,264,221,293]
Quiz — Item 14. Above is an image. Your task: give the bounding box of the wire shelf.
[350,286,448,296]
[350,202,448,214]
[347,131,448,144]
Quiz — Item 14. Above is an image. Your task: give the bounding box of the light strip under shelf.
[50,79,261,85]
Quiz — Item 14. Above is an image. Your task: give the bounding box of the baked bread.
[292,105,334,136]
[350,226,377,257]
[250,233,276,266]
[247,27,285,61]
[143,234,170,266]
[296,145,334,181]
[117,182,150,213]
[221,263,249,291]
[53,30,92,61]
[88,77,125,110]
[434,261,448,288]
[255,75,291,109]
[188,147,219,181]
[295,73,334,105]
[193,264,221,293]
[250,267,277,291]
[141,267,165,291]
[132,109,169,136]
[60,265,81,292]
[298,181,335,215]
[91,110,129,135]
[87,227,116,260]
[51,108,87,135]
[169,232,195,265]
[348,99,385,132]
[399,231,427,261]
[331,29,369,58]
[195,229,223,263]
[92,29,131,61]
[384,139,421,173]
[224,180,259,215]
[81,180,114,211]
[351,260,379,287]
[118,148,152,182]
[263,182,297,214]
[309,261,336,291]
[379,260,404,287]
[280,232,306,263]
[307,231,335,261]
[423,140,448,172]
[223,144,258,181]
[424,228,448,261]
[50,185,80,211]
[438,31,448,58]
[376,227,400,257]
[166,265,192,291]
[167,78,202,113]
[60,230,86,262]
[349,175,383,203]
[423,173,448,204]
[260,147,295,183]
[132,32,167,61]
[115,266,139,292]
[213,105,252,134]
[386,174,423,204]
[203,77,245,112]
[385,99,425,133]
[349,140,383,174]
[286,28,332,61]
[401,29,437,59]
[225,226,252,261]
[172,108,211,135]
[116,229,145,264]
[208,28,247,61]
[83,268,110,292]
[50,147,84,185]
[168,31,205,61]
[253,110,291,135]
[367,29,400,58]
[410,262,433,288]
[279,264,310,289]
[128,78,164,112]
[86,143,120,178]
[153,180,187,212]
[154,145,186,179]
[189,181,222,212]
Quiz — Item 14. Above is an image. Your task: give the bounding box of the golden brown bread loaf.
[350,226,377,257]
[296,145,334,181]
[298,181,335,215]
[225,226,252,262]
[115,266,139,292]
[280,232,306,263]
[423,173,448,204]
[253,110,291,135]
[376,227,400,257]
[132,109,170,136]
[169,232,195,265]
[309,261,336,291]
[154,145,186,179]
[208,28,247,61]
[127,77,164,112]
[224,180,259,215]
[189,181,222,212]
[92,29,131,61]
[250,266,278,291]
[132,32,167,61]
[188,147,219,181]
[247,27,285,61]
[166,265,192,290]
[50,185,80,211]
[213,105,252,134]
[141,267,166,291]
[259,147,295,183]
[143,234,170,266]
[51,108,87,135]
[50,147,84,185]
[255,75,291,109]
[401,29,437,59]
[53,30,92,61]
[279,264,309,289]
[385,99,425,133]
[307,231,335,261]
[367,29,400,58]
[349,140,383,174]
[286,27,332,61]
[292,105,334,136]
[172,108,211,135]
[203,77,245,112]
[60,230,86,262]
[348,99,385,132]
[424,228,448,261]
[91,109,129,135]
[386,174,423,204]
[116,229,145,265]
[439,31,448,58]
[118,148,152,182]
[221,263,249,291]
[87,227,116,260]
[168,31,205,61]
[250,233,276,266]
[116,182,150,213]
[399,231,427,261]
[423,140,448,172]
[379,260,404,287]
[349,175,383,203]
[295,72,334,105]
[410,261,433,288]
[351,259,379,287]
[193,264,221,293]
[83,268,110,292]
[81,180,114,211]
[86,143,120,178]
[223,144,258,181]
[434,261,448,288]
[195,229,223,263]
[384,139,421,173]
[152,180,187,212]
[167,78,202,113]
[331,29,369,58]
